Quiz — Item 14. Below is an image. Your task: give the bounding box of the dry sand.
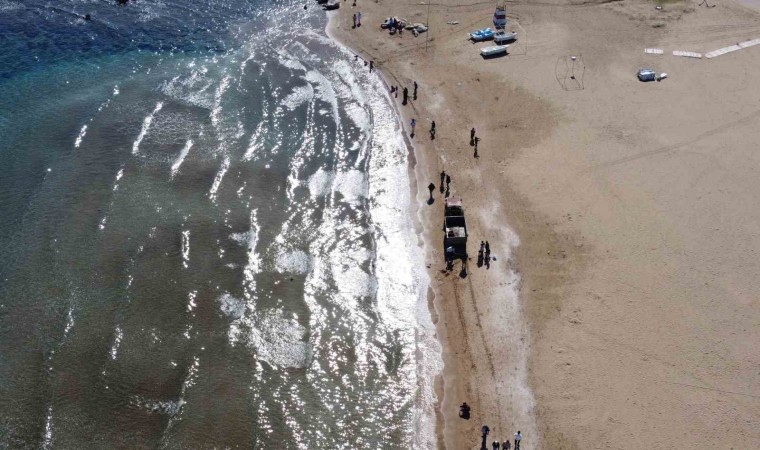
[329,0,760,448]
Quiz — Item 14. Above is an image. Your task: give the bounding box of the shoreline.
[323,11,449,447]
[325,7,542,449]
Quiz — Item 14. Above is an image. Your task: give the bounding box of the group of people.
[481,425,523,450]
[471,127,481,158]
[351,11,362,28]
[478,240,492,268]
[391,80,417,106]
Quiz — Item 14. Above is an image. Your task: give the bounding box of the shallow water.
[0,1,440,447]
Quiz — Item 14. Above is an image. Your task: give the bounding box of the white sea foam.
[208,156,230,201]
[110,326,123,360]
[170,139,193,178]
[132,102,163,155]
[248,308,309,369]
[74,124,87,148]
[211,75,231,128]
[42,405,53,449]
[64,307,74,336]
[181,230,190,268]
[281,84,314,110]
[275,250,310,275]
[333,169,366,205]
[305,70,340,127]
[307,168,334,198]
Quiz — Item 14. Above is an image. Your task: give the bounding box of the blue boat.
[469,28,494,42]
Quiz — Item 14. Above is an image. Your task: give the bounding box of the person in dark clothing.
[470,127,476,145]
[402,87,408,105]
[485,241,490,257]
[352,13,356,28]
[369,60,374,72]
[492,441,500,450]
[503,440,511,450]
[430,120,436,139]
[480,425,491,450]
[459,402,470,419]
[445,174,450,188]
[427,182,435,203]
[413,80,418,100]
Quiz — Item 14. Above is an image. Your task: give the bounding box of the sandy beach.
[330,0,760,448]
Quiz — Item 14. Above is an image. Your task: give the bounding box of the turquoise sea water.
[0,1,440,447]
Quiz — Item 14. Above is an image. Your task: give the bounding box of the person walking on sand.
[492,441,500,450]
[410,118,416,136]
[514,431,522,449]
[470,127,476,145]
[352,13,356,28]
[485,241,490,257]
[369,60,373,72]
[357,11,362,27]
[445,173,450,188]
[427,182,435,200]
[502,440,511,450]
[402,87,408,105]
[440,171,446,193]
[413,80,418,100]
[430,120,436,139]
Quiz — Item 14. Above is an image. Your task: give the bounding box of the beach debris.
[636,68,657,82]
[644,48,664,55]
[447,20,460,25]
[672,50,702,59]
[705,38,760,58]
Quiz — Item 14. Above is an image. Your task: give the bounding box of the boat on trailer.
[494,30,517,44]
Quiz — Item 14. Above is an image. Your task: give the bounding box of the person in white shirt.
[514,431,522,449]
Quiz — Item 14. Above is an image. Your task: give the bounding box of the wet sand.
[329,0,760,448]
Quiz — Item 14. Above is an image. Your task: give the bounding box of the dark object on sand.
[323,2,340,10]
[316,0,329,4]
[459,402,471,420]
[443,197,468,261]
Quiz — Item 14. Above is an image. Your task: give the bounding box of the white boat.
[494,31,517,44]
[480,45,508,57]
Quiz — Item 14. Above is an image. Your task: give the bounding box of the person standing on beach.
[410,118,416,136]
[503,440,511,450]
[402,87,408,105]
[413,80,418,100]
[430,120,436,139]
[470,127,476,145]
[369,60,373,72]
[445,174,451,189]
[440,171,446,193]
[357,11,362,27]
[352,13,357,29]
[427,182,435,201]
[485,241,490,257]
[514,431,522,449]
[492,441,500,450]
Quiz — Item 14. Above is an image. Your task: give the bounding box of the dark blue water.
[0,1,440,448]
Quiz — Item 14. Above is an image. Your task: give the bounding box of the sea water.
[0,1,440,447]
